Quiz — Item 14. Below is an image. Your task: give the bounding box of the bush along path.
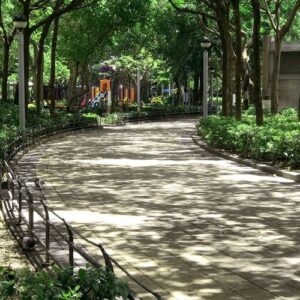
[0,265,128,300]
[197,108,300,171]
[0,102,99,160]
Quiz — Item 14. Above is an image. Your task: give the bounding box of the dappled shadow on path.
[19,119,300,300]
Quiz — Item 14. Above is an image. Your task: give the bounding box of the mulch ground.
[0,215,31,269]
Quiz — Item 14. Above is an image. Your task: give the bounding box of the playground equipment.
[90,79,137,112]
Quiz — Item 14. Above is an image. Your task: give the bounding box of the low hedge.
[100,105,205,125]
[0,109,99,160]
[197,108,300,169]
[0,265,128,299]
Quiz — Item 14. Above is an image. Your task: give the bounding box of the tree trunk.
[49,17,59,116]
[251,0,263,126]
[298,94,300,121]
[35,22,52,115]
[270,36,282,114]
[174,75,180,106]
[215,2,235,117]
[80,63,90,109]
[199,71,203,106]
[193,72,201,105]
[217,18,233,116]
[30,41,38,104]
[228,45,235,116]
[23,3,30,118]
[67,62,79,111]
[221,37,234,116]
[232,0,242,121]
[1,41,10,102]
[112,79,119,112]
[221,47,228,115]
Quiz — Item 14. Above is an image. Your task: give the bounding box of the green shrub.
[0,105,99,159]
[101,113,124,125]
[0,265,128,300]
[197,108,300,169]
[150,96,165,105]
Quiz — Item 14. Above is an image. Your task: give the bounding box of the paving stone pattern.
[17,119,300,300]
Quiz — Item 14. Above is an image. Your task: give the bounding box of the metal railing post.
[98,243,114,273]
[40,200,50,263]
[63,219,74,268]
[27,190,34,237]
[18,181,22,225]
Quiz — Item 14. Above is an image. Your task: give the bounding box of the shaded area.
[18,119,300,300]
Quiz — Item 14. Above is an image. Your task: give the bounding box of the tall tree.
[49,16,59,116]
[261,0,300,113]
[232,0,242,121]
[17,0,93,116]
[0,0,15,103]
[251,0,263,125]
[168,0,236,116]
[34,21,52,115]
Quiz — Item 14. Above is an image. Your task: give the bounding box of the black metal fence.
[100,109,208,126]
[2,118,100,162]
[0,120,162,300]
[0,161,162,299]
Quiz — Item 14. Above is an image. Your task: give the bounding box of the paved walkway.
[17,119,300,300]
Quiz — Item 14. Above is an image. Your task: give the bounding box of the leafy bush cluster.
[150,96,166,105]
[100,105,203,124]
[125,102,203,113]
[0,265,128,300]
[0,103,99,159]
[197,108,300,169]
[142,104,202,114]
[125,104,202,118]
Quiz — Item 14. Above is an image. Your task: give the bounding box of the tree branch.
[29,0,97,33]
[168,0,200,15]
[261,0,277,31]
[0,0,8,41]
[197,15,219,36]
[280,0,300,37]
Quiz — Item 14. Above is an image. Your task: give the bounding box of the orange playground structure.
[91,80,136,105]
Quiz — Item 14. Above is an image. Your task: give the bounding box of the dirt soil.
[0,214,31,269]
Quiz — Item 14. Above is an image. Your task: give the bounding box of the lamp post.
[209,67,215,114]
[137,67,141,113]
[13,15,27,131]
[200,37,211,118]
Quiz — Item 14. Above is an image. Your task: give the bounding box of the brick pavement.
[17,119,300,300]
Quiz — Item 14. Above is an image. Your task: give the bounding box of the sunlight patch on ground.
[181,253,211,266]
[282,257,300,266]
[71,158,238,168]
[218,173,293,183]
[55,210,151,227]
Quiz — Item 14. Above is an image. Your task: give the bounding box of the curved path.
[18,119,300,300]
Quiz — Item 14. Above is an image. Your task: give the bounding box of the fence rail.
[0,119,162,300]
[3,117,99,162]
[100,110,206,126]
[1,160,113,268]
[1,160,162,300]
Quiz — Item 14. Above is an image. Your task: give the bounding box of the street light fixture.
[200,37,211,49]
[209,67,215,114]
[201,37,211,118]
[13,15,27,29]
[14,15,27,131]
